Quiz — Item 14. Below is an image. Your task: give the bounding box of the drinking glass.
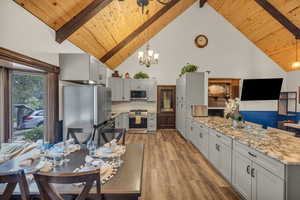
[62,140,70,164]
[87,140,96,157]
[41,141,50,161]
[53,152,63,167]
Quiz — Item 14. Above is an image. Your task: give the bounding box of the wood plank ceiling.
[207,0,300,72]
[14,0,196,69]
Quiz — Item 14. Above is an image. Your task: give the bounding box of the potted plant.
[224,98,244,128]
[133,72,150,79]
[179,63,199,77]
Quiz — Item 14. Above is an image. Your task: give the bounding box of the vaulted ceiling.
[14,0,196,69]
[207,0,300,72]
[13,0,300,72]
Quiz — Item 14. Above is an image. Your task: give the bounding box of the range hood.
[60,53,107,85]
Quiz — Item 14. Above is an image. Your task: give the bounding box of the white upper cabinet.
[145,79,157,102]
[176,72,208,137]
[60,53,107,84]
[109,78,124,101]
[109,78,157,102]
[123,79,131,101]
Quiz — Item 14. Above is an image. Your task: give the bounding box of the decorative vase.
[232,120,244,129]
[232,120,239,128]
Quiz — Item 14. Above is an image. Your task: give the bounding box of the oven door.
[130,90,147,100]
[129,117,147,129]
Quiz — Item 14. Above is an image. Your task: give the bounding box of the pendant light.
[292,38,300,69]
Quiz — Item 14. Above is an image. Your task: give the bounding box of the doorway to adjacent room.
[157,86,176,129]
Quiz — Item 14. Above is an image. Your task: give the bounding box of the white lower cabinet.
[219,143,232,182]
[147,113,156,132]
[194,122,209,158]
[208,130,232,183]
[252,163,284,200]
[189,121,298,200]
[232,151,252,200]
[233,151,284,200]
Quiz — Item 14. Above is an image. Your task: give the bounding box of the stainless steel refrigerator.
[63,85,112,140]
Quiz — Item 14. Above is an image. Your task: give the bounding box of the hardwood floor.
[125,130,241,200]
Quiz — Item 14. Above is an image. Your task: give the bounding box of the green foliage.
[133,72,150,79]
[23,126,44,142]
[12,73,44,110]
[179,63,199,77]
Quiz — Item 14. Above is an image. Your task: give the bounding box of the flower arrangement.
[224,98,243,127]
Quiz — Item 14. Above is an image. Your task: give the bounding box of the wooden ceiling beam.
[255,0,300,39]
[56,0,113,44]
[199,0,207,8]
[100,0,181,63]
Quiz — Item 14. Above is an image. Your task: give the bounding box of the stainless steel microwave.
[130,90,147,100]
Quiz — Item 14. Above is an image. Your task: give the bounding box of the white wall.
[286,71,300,112]
[0,0,83,66]
[116,3,287,111]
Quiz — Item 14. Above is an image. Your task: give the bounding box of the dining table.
[0,143,144,200]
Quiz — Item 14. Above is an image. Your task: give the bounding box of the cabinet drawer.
[195,121,209,134]
[209,128,232,147]
[233,141,285,179]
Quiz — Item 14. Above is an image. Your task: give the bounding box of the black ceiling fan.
[117,0,172,14]
[137,0,172,14]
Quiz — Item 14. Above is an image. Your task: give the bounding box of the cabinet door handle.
[248,152,257,158]
[246,165,250,175]
[216,144,220,151]
[251,168,255,178]
[199,132,203,138]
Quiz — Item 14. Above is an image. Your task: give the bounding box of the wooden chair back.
[97,128,126,145]
[33,170,101,200]
[0,170,30,200]
[67,128,92,145]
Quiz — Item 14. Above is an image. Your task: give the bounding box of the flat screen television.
[241,78,283,101]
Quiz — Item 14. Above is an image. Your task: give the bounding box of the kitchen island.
[184,116,300,200]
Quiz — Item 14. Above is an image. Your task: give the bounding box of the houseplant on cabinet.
[179,63,198,77]
[133,72,150,79]
[224,98,244,128]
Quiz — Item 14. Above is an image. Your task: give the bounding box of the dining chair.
[33,170,101,200]
[67,128,92,145]
[0,170,30,200]
[97,128,126,145]
[267,127,296,136]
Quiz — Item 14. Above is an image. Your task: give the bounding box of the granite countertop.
[193,117,300,165]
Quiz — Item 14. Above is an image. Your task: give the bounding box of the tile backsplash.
[112,101,157,113]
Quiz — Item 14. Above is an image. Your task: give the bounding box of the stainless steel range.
[129,109,147,133]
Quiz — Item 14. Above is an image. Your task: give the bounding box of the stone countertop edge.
[192,117,300,166]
